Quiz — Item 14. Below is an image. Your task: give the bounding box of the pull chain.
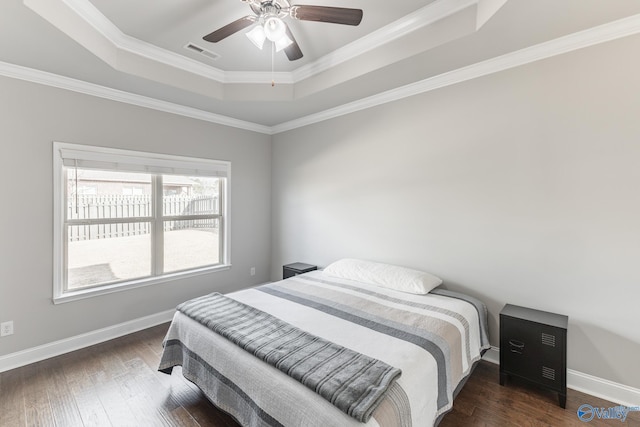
[271,42,275,87]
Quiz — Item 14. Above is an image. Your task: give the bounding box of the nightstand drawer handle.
[509,339,525,354]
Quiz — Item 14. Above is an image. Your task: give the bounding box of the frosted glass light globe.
[246,25,266,49]
[264,17,286,42]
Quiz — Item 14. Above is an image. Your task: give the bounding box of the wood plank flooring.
[1,323,638,426]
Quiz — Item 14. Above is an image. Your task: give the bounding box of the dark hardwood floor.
[1,323,638,426]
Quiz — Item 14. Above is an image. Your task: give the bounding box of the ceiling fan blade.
[284,25,303,61]
[203,16,256,43]
[290,5,363,26]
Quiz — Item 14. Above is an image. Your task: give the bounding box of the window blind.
[58,146,229,178]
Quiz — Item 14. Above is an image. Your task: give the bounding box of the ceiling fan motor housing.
[251,0,291,20]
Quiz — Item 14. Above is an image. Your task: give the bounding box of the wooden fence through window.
[68,195,218,241]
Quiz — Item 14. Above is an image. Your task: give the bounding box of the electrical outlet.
[1,321,14,337]
[250,267,256,276]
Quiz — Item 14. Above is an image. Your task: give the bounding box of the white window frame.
[53,142,231,304]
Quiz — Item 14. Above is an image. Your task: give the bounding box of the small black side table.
[500,304,568,408]
[283,262,317,279]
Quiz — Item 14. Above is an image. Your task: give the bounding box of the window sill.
[53,264,231,304]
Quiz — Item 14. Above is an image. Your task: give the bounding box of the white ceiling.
[2,0,640,129]
[88,0,431,72]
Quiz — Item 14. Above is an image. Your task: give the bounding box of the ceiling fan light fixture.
[246,25,266,49]
[263,16,286,42]
[204,2,363,62]
[274,34,293,52]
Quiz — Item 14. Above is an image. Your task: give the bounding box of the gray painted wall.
[0,76,272,355]
[1,29,638,391]
[271,35,640,388]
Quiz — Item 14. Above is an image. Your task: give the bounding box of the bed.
[159,259,490,427]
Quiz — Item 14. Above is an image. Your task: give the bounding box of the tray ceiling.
[2,0,640,128]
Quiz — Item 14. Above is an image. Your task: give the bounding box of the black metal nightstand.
[500,304,568,408]
[283,262,317,279]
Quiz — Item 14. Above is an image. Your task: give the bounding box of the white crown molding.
[0,309,175,373]
[483,347,640,408]
[0,61,272,134]
[39,0,483,86]
[272,12,640,134]
[2,13,640,135]
[225,71,295,85]
[290,0,477,82]
[58,0,227,82]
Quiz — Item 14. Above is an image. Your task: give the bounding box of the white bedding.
[159,270,489,427]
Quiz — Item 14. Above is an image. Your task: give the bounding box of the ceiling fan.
[202,0,363,61]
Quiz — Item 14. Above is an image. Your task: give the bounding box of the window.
[53,142,230,303]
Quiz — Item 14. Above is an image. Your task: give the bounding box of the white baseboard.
[2,318,639,408]
[0,309,175,373]
[568,370,640,408]
[482,346,640,407]
[482,345,501,364]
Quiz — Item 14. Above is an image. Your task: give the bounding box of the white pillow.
[323,258,442,295]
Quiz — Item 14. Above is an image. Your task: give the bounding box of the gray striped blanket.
[159,270,490,426]
[175,292,402,423]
